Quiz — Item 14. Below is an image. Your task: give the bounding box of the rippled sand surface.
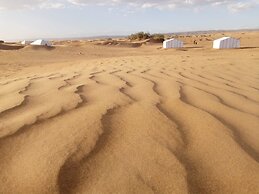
[1,32,259,194]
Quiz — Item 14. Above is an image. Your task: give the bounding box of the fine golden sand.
[0,31,259,194]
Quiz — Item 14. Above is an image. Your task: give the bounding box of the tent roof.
[33,39,45,43]
[164,38,183,42]
[31,39,51,45]
[214,37,238,41]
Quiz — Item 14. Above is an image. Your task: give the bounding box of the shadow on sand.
[29,45,56,51]
[239,46,259,50]
[0,44,24,50]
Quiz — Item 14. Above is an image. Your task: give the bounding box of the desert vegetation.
[128,32,165,42]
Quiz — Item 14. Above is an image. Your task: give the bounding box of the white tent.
[163,38,183,49]
[30,39,51,46]
[21,40,32,45]
[213,37,240,49]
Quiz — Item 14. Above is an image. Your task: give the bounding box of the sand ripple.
[0,55,259,194]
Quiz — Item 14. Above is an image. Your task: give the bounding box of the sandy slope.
[0,32,259,194]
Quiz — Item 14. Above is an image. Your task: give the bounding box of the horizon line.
[3,27,259,42]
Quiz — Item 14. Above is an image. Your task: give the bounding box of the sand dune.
[0,31,259,194]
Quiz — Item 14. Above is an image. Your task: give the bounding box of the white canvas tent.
[30,39,51,46]
[213,37,240,49]
[21,40,32,45]
[163,38,183,49]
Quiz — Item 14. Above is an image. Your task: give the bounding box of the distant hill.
[165,28,259,36]
[4,28,259,42]
[50,35,126,41]
[52,28,259,41]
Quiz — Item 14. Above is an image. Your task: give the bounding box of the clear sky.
[0,0,259,41]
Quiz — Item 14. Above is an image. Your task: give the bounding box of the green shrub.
[128,32,151,40]
[150,34,165,42]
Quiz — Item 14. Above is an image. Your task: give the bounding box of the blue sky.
[0,0,259,41]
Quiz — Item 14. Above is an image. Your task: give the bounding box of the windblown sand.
[0,32,259,194]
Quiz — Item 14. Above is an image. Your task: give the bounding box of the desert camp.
[21,40,32,45]
[1,0,259,194]
[213,37,240,49]
[163,38,184,48]
[30,39,52,46]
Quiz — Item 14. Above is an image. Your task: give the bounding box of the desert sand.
[0,31,259,194]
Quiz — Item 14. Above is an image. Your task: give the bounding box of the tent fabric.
[21,40,32,45]
[213,37,240,49]
[30,39,51,46]
[163,38,183,48]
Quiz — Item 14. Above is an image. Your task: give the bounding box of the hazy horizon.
[3,27,257,42]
